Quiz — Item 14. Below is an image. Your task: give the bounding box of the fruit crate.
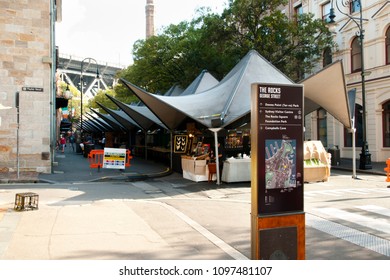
[14,192,39,211]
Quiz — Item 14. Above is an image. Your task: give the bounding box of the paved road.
[1,167,390,260]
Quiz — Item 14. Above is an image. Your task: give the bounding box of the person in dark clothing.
[210,142,225,177]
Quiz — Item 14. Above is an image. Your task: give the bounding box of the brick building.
[0,0,61,177]
[289,0,390,163]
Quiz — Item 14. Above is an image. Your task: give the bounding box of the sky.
[56,0,227,67]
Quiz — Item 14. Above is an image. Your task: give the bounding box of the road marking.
[343,189,370,194]
[314,208,390,234]
[144,200,249,260]
[305,188,390,198]
[356,205,390,217]
[306,213,390,257]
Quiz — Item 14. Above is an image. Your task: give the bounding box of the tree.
[88,89,118,112]
[118,0,335,92]
[222,0,335,81]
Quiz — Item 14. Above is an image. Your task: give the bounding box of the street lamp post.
[80,58,100,141]
[329,0,372,170]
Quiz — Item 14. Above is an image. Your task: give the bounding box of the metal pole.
[209,128,222,185]
[80,71,83,141]
[170,131,173,170]
[357,1,371,170]
[145,131,148,160]
[16,92,20,179]
[80,58,100,142]
[330,0,371,170]
[352,117,357,179]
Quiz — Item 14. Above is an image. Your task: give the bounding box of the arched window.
[382,100,390,147]
[351,37,361,73]
[386,26,390,65]
[345,104,363,147]
[323,47,332,67]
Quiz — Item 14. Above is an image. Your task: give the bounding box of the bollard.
[384,158,390,182]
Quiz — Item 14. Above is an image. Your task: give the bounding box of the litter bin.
[83,143,95,158]
[328,146,340,166]
[76,143,82,154]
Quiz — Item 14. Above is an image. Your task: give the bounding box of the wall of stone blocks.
[0,0,52,175]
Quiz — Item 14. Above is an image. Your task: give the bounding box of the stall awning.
[118,50,351,131]
[301,60,351,129]
[121,50,294,130]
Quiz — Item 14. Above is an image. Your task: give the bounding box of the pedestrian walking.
[60,134,66,153]
[69,133,75,151]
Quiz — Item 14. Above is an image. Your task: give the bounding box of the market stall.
[221,157,251,183]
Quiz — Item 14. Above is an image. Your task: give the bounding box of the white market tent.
[120,50,351,131]
[179,70,219,96]
[104,69,220,131]
[301,60,351,128]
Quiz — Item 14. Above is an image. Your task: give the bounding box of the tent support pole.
[145,131,147,160]
[352,117,357,179]
[209,128,222,185]
[170,131,173,170]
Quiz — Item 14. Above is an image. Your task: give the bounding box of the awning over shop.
[105,94,167,131]
[90,108,127,132]
[163,84,184,96]
[86,112,114,131]
[179,70,219,96]
[60,118,72,132]
[300,60,351,128]
[84,114,111,132]
[121,50,294,130]
[97,102,140,131]
[116,50,351,131]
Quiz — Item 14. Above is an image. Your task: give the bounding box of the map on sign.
[265,139,297,190]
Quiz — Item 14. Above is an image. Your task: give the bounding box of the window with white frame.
[322,1,332,23]
[351,36,362,73]
[386,26,390,65]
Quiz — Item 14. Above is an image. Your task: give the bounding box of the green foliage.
[88,89,118,113]
[117,0,335,93]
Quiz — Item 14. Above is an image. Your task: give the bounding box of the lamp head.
[328,7,336,24]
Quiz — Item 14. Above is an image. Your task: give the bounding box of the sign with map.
[254,83,304,215]
[265,138,297,190]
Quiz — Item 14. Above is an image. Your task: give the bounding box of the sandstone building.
[0,0,61,177]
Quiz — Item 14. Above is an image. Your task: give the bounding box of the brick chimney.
[145,0,155,38]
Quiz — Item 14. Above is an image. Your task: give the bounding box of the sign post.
[251,83,305,260]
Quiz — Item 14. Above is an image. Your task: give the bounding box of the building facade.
[0,0,61,176]
[293,0,390,162]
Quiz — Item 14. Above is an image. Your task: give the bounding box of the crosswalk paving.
[307,205,390,257]
[304,187,390,199]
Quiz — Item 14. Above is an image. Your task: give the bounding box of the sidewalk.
[43,149,170,183]
[0,146,387,184]
[1,149,389,260]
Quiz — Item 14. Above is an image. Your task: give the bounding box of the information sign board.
[254,83,304,215]
[103,148,126,169]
